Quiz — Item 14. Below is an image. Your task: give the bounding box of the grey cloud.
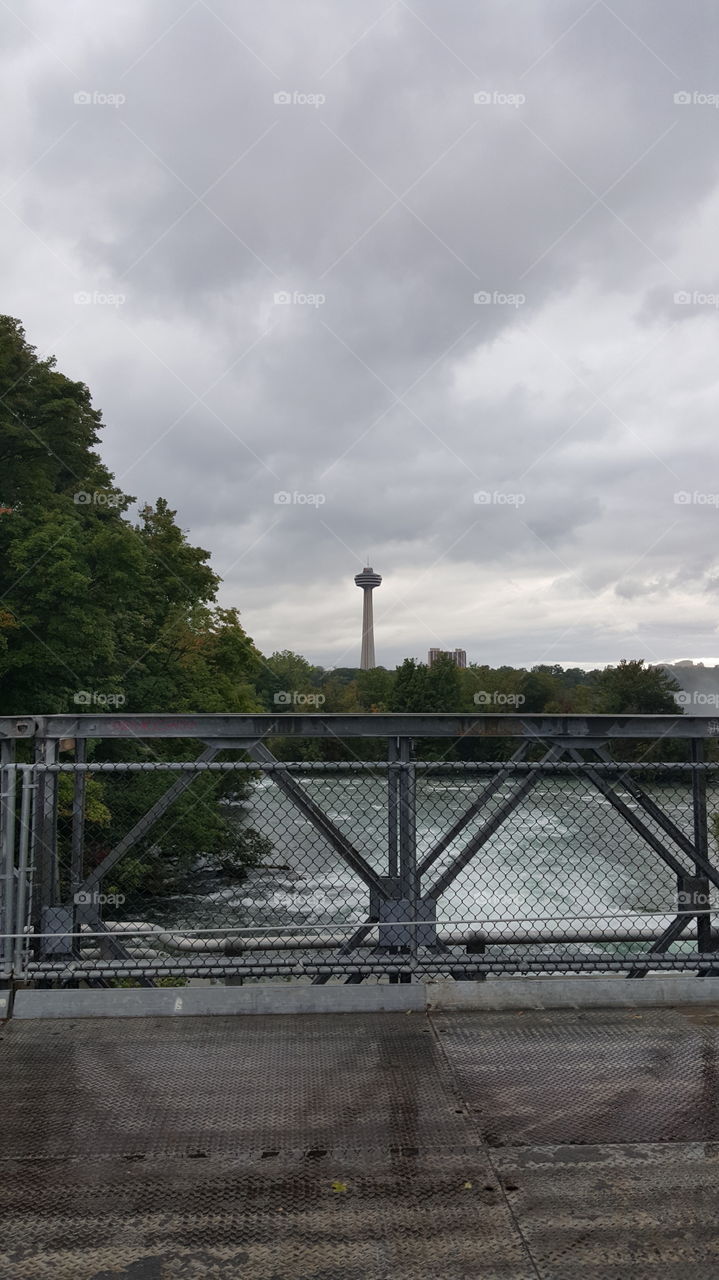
[3,0,719,667]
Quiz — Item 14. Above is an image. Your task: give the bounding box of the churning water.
[140,773,717,938]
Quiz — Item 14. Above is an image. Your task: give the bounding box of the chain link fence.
[2,718,718,986]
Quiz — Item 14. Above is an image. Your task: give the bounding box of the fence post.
[387,737,399,879]
[0,742,16,981]
[70,738,87,897]
[397,737,417,981]
[398,738,417,900]
[30,736,59,955]
[691,739,715,971]
[14,769,34,978]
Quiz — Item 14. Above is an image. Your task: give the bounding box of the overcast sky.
[3,0,719,670]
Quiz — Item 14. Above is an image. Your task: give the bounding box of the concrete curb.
[426,975,719,1011]
[11,982,426,1018]
[10,974,719,1019]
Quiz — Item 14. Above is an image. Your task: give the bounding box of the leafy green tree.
[592,659,682,715]
[319,676,360,712]
[389,658,429,711]
[0,318,143,711]
[587,658,686,763]
[101,774,270,901]
[459,664,525,713]
[0,314,269,893]
[357,666,393,711]
[256,649,324,709]
[544,681,594,714]
[519,668,557,713]
[559,666,597,690]
[425,654,461,711]
[324,666,362,688]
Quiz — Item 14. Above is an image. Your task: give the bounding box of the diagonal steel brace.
[247,742,386,896]
[73,745,220,897]
[418,743,530,878]
[427,744,565,901]
[567,748,719,889]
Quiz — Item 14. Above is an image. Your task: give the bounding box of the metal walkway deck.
[2,1007,719,1278]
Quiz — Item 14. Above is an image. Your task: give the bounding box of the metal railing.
[1,713,719,986]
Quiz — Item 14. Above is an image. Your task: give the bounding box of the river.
[137,773,717,939]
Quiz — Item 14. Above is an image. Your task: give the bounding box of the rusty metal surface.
[432,1006,719,1146]
[2,1008,719,1277]
[0,1013,470,1159]
[493,1143,719,1280]
[0,1150,534,1280]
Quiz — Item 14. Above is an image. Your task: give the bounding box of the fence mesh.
[4,738,719,985]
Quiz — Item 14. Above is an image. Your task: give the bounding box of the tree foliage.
[0,316,267,891]
[592,658,681,715]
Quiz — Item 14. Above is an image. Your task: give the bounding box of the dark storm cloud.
[3,0,719,666]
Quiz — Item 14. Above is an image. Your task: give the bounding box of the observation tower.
[354,566,382,669]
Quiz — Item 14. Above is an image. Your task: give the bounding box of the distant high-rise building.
[354,566,382,669]
[428,648,467,669]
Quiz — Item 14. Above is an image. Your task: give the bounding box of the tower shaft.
[360,588,375,670]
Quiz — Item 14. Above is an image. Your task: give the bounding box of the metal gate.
[2,712,718,987]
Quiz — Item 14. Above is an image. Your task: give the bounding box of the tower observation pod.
[354,566,382,670]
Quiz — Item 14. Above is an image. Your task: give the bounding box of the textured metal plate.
[0,1150,534,1280]
[432,1006,719,1145]
[3,1009,719,1277]
[0,1013,470,1159]
[493,1142,719,1280]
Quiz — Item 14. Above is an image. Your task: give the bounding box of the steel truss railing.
[1,713,719,987]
